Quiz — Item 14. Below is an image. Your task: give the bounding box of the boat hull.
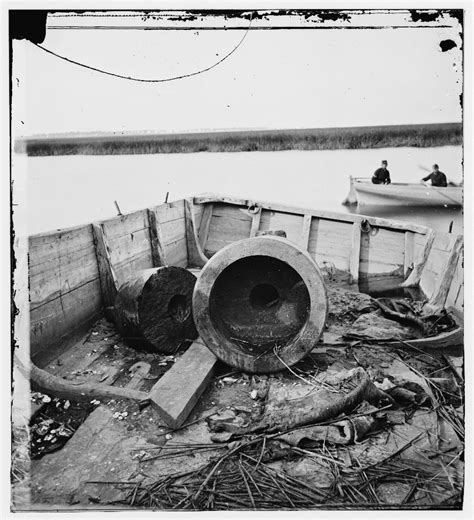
[345,178,462,207]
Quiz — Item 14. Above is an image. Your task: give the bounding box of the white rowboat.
[343,176,462,207]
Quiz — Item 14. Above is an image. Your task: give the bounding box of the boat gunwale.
[193,193,431,235]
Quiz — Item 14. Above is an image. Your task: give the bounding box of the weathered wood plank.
[249,209,262,238]
[147,208,167,267]
[359,230,403,276]
[349,222,361,284]
[212,203,252,221]
[445,255,463,310]
[454,285,463,313]
[431,232,458,252]
[299,214,312,250]
[107,228,153,268]
[194,194,429,234]
[149,340,217,428]
[30,280,103,366]
[259,211,304,244]
[100,210,148,241]
[204,237,236,257]
[160,218,186,246]
[92,223,119,307]
[184,198,208,268]
[419,245,453,299]
[426,235,463,312]
[193,203,204,229]
[359,228,405,265]
[198,203,213,248]
[402,229,435,288]
[154,199,186,223]
[404,231,415,278]
[29,226,94,265]
[308,219,353,266]
[164,237,188,267]
[114,251,155,288]
[207,213,252,247]
[29,246,100,310]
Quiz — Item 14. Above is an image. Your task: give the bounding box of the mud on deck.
[12,283,464,510]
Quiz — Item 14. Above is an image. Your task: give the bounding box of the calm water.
[13,145,463,236]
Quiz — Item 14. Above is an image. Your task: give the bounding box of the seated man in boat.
[421,164,448,187]
[371,160,391,185]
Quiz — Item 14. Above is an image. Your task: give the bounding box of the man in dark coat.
[422,164,448,187]
[372,160,391,185]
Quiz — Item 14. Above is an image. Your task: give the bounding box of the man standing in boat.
[371,160,391,185]
[421,164,448,187]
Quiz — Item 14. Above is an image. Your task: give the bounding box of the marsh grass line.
[17,123,462,156]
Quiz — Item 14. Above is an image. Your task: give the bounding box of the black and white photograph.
[5,3,472,514]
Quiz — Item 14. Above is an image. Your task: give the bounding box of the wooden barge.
[12,193,464,509]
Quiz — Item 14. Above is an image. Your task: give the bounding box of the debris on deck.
[13,277,463,510]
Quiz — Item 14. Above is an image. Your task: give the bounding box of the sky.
[12,10,463,137]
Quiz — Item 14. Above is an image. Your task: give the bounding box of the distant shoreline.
[16,123,462,156]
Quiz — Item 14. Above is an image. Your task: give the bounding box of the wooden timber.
[184,198,209,267]
[149,340,218,428]
[147,208,167,267]
[92,223,119,307]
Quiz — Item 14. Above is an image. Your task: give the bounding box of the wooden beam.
[149,340,217,428]
[404,231,415,278]
[299,214,312,250]
[402,229,435,288]
[249,208,262,237]
[91,223,119,306]
[198,203,213,247]
[349,222,361,284]
[147,208,167,267]
[426,235,463,312]
[184,198,209,268]
[193,193,429,234]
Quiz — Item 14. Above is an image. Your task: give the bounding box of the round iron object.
[193,236,328,373]
[114,266,197,353]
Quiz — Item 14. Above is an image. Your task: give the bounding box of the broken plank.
[404,231,415,278]
[402,229,435,288]
[198,203,213,247]
[184,198,208,268]
[149,340,217,428]
[92,223,119,307]
[426,235,463,312]
[249,208,262,238]
[349,222,361,284]
[147,208,167,267]
[299,214,312,250]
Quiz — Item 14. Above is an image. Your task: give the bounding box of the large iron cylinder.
[114,267,198,353]
[193,236,328,373]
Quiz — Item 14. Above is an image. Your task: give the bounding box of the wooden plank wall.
[29,225,102,366]
[359,227,405,277]
[154,200,188,268]
[419,232,464,313]
[444,252,464,314]
[204,204,407,280]
[419,232,458,299]
[28,199,188,364]
[204,204,252,256]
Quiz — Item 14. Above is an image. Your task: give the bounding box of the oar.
[417,164,431,173]
[428,185,462,206]
[417,165,462,204]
